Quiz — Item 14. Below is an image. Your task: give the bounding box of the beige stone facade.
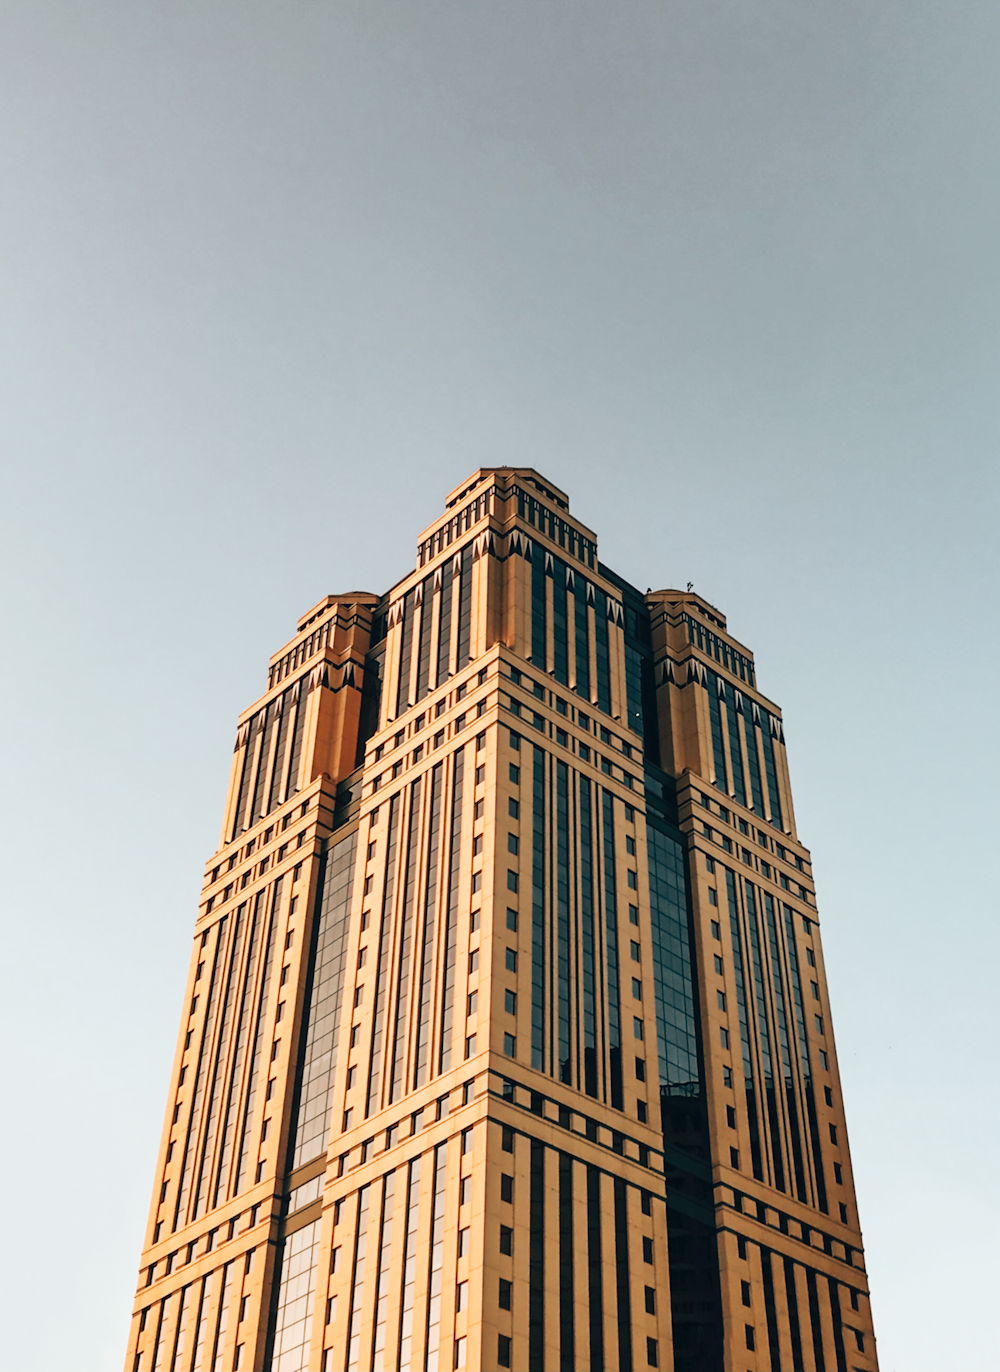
[125,468,877,1372]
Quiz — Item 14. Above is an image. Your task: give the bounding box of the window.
[499,1278,511,1310]
[503,1033,516,1057]
[507,833,519,854]
[342,1109,353,1131]
[456,1281,468,1312]
[741,1280,751,1307]
[504,989,517,1014]
[505,948,517,972]
[854,1330,865,1353]
[626,835,636,855]
[460,1177,471,1204]
[745,1325,755,1351]
[730,1147,740,1168]
[456,684,467,702]
[468,992,478,1016]
[350,1024,360,1047]
[458,1227,469,1257]
[474,800,484,820]
[824,1085,833,1107]
[637,1100,647,1122]
[806,947,816,966]
[714,954,723,974]
[711,920,720,940]
[465,1035,477,1058]
[819,1049,829,1070]
[506,909,517,931]
[644,1285,655,1314]
[498,1335,511,1368]
[354,986,364,1007]
[500,1174,513,1202]
[434,729,445,748]
[705,854,715,872]
[629,904,638,925]
[578,741,591,762]
[840,1202,849,1224]
[723,1066,732,1087]
[815,1015,824,1034]
[469,949,479,973]
[834,1162,843,1184]
[829,1123,838,1144]
[502,1125,514,1153]
[346,1066,356,1090]
[633,1017,643,1039]
[507,870,518,892]
[627,870,637,889]
[635,1057,645,1081]
[631,977,642,1000]
[647,1337,658,1367]
[473,834,483,856]
[357,946,367,968]
[509,764,520,784]
[811,981,820,999]
[720,1027,730,1048]
[727,1105,737,1128]
[499,1225,513,1255]
[472,872,482,892]
[642,1236,653,1264]
[708,888,718,906]
[470,910,480,932]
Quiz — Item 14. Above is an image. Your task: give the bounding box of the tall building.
[126,468,877,1372]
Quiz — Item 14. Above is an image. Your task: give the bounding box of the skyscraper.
[126,467,877,1372]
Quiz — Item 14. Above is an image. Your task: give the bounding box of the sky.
[1,3,997,1368]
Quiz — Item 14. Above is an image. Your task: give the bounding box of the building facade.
[126,468,877,1372]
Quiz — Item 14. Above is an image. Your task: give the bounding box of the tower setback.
[126,467,877,1372]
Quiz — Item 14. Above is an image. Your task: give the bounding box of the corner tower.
[126,468,877,1372]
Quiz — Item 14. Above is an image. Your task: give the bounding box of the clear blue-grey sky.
[2,4,997,1369]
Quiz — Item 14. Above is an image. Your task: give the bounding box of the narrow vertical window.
[415,576,435,703]
[291,832,360,1168]
[190,1271,214,1371]
[371,1173,396,1372]
[397,1157,423,1372]
[436,559,454,685]
[210,1263,234,1372]
[555,761,572,1085]
[396,588,416,716]
[579,778,598,1098]
[366,795,401,1116]
[529,1140,545,1372]
[390,778,423,1102]
[602,791,623,1110]
[727,871,764,1182]
[531,745,546,1072]
[439,750,465,1073]
[346,1188,371,1372]
[707,675,729,793]
[530,542,547,668]
[414,765,444,1087]
[573,581,590,702]
[456,545,474,669]
[558,1153,575,1368]
[613,1180,633,1372]
[425,1145,447,1371]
